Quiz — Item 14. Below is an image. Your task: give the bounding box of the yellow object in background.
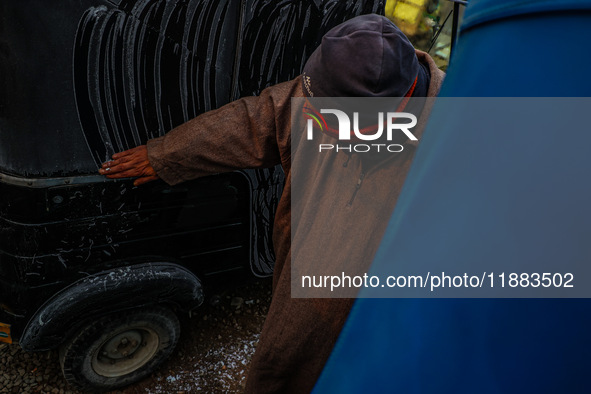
[385,0,396,16]
[404,0,428,6]
[385,0,431,36]
[395,2,422,25]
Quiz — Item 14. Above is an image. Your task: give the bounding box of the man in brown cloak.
[100,14,444,393]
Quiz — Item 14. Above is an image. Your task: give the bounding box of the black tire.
[59,306,180,392]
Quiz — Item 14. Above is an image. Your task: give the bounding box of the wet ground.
[0,279,272,393]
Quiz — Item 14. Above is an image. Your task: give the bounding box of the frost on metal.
[73,0,383,165]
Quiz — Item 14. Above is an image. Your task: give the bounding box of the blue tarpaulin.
[313,0,591,392]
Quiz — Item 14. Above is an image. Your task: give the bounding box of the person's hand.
[99,145,159,186]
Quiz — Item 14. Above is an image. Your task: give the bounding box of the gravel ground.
[0,279,272,393]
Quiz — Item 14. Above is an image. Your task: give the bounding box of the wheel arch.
[20,262,203,352]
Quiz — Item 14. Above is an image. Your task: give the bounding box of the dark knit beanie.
[302,14,428,97]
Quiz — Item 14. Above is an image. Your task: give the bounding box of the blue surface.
[313,0,591,392]
[460,0,591,30]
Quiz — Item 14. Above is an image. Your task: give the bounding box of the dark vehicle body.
[0,0,383,390]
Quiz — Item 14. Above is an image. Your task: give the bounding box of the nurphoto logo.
[303,104,418,153]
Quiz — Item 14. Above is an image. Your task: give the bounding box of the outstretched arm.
[98,78,300,186]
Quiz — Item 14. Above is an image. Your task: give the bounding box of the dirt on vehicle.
[0,279,272,394]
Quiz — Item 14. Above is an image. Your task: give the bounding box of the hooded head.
[302,14,428,98]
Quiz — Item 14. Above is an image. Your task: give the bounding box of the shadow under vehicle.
[0,0,384,391]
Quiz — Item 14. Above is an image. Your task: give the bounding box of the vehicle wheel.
[59,306,180,392]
